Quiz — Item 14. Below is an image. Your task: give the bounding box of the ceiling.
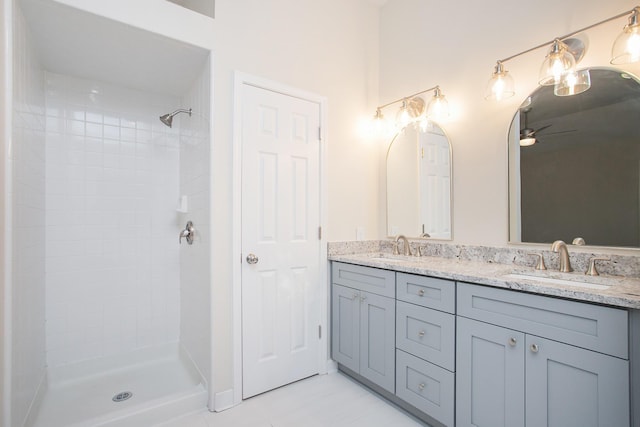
[19,0,210,97]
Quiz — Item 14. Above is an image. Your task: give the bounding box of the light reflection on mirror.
[508,67,640,248]
[386,122,452,239]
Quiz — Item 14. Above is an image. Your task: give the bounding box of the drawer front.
[396,273,455,314]
[332,262,395,298]
[396,349,455,427]
[396,301,455,371]
[457,282,628,359]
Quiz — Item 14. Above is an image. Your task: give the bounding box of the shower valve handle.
[179,221,195,245]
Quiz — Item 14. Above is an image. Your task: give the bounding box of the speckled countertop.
[329,251,640,309]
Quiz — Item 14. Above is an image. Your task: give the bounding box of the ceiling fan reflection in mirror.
[519,107,575,146]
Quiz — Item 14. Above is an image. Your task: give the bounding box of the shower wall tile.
[179,59,212,385]
[44,72,182,367]
[11,4,47,426]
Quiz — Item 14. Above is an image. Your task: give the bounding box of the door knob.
[246,253,259,264]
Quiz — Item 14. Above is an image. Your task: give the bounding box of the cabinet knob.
[352,292,359,301]
[360,295,367,302]
[418,330,426,338]
[418,383,425,391]
[418,289,425,297]
[530,343,539,353]
[508,337,517,347]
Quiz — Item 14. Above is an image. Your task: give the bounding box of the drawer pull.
[418,382,426,391]
[508,337,517,347]
[418,330,426,338]
[530,343,539,353]
[418,289,425,297]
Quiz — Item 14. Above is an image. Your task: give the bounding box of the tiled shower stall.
[6,1,214,425]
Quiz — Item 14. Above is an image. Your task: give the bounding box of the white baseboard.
[326,359,338,374]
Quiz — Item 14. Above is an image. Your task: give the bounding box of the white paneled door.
[241,83,322,399]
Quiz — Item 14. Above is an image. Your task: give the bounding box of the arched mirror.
[386,122,452,239]
[508,67,640,248]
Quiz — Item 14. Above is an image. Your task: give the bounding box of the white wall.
[43,73,182,366]
[179,59,212,387]
[379,0,640,248]
[10,2,46,425]
[208,0,381,392]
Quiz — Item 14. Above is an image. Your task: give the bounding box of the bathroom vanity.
[329,249,640,427]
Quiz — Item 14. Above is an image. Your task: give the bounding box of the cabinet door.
[359,291,396,393]
[525,335,630,427]
[331,284,360,373]
[456,317,525,427]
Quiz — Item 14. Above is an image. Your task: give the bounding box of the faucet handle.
[392,241,400,255]
[529,253,547,270]
[586,257,610,276]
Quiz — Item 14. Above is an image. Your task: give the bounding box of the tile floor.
[158,372,425,427]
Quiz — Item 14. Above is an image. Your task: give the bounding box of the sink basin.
[369,254,410,262]
[505,273,610,290]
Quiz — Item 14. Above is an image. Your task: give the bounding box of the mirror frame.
[385,122,454,240]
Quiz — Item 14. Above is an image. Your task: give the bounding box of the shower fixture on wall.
[485,6,640,101]
[159,108,192,128]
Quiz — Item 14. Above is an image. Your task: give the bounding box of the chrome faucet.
[551,240,573,272]
[394,235,412,256]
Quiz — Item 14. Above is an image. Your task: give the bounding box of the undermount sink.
[369,254,409,263]
[505,273,610,290]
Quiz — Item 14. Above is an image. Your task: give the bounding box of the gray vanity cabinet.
[456,282,630,427]
[456,316,525,427]
[331,262,396,393]
[395,273,456,427]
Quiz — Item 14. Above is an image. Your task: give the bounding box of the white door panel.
[241,84,321,399]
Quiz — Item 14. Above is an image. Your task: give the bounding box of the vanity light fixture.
[373,85,449,133]
[486,5,640,101]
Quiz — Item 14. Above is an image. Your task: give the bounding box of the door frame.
[231,72,328,407]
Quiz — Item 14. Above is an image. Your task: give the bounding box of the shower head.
[159,108,192,128]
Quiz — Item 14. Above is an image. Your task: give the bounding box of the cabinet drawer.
[396,349,454,427]
[457,283,628,359]
[396,301,455,371]
[332,261,395,298]
[397,273,455,314]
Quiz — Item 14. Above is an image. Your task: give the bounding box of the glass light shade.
[520,136,536,146]
[485,62,515,101]
[426,88,450,120]
[554,69,591,96]
[611,14,640,64]
[396,99,412,128]
[539,40,576,86]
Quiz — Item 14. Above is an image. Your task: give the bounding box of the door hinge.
[318,325,322,339]
[318,226,322,240]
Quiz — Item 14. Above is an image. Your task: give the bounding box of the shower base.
[28,344,207,427]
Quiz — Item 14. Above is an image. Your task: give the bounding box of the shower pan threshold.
[29,344,207,427]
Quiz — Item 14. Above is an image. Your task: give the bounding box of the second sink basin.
[505,273,610,290]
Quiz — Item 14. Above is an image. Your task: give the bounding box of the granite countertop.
[329,252,640,309]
